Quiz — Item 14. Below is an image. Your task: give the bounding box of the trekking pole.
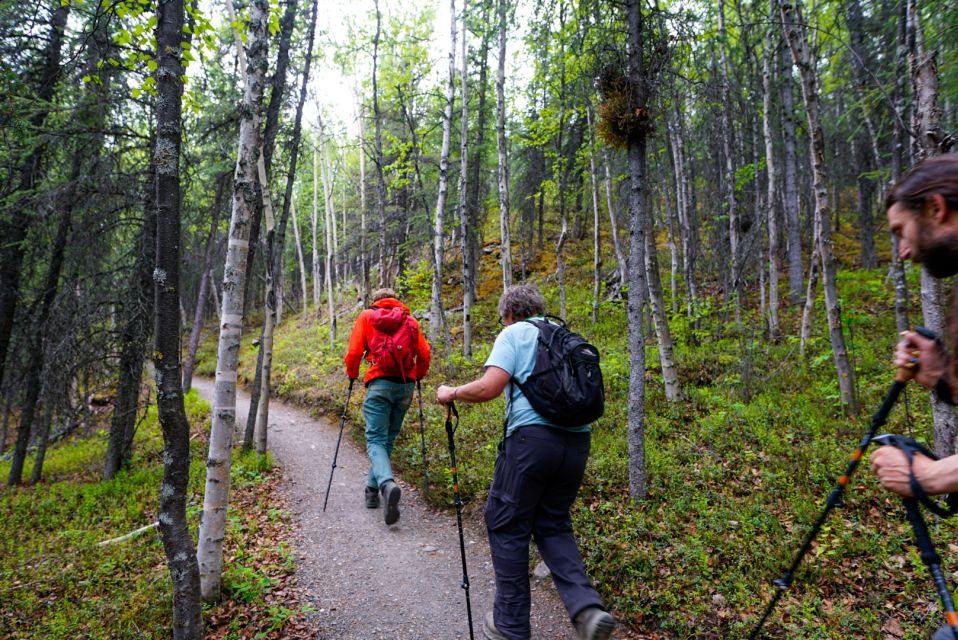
[870,433,958,640]
[444,401,475,640]
[323,379,355,512]
[748,369,909,639]
[416,380,430,500]
[902,497,958,640]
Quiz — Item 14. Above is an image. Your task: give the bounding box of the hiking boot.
[483,611,509,640]
[381,480,401,525]
[364,486,380,509]
[573,606,616,640]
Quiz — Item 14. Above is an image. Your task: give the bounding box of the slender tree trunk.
[457,0,473,358]
[312,146,322,314]
[777,11,803,305]
[183,173,227,393]
[586,104,602,325]
[357,90,371,307]
[890,0,910,334]
[8,184,72,486]
[907,0,957,456]
[781,0,858,415]
[372,0,389,287]
[318,116,337,343]
[291,199,308,315]
[718,0,741,320]
[429,0,457,350]
[153,0,202,633]
[495,0,512,291]
[105,159,157,480]
[625,0,648,502]
[644,198,681,402]
[603,151,628,295]
[0,3,69,393]
[467,2,493,299]
[197,0,269,602]
[30,400,54,485]
[762,16,780,339]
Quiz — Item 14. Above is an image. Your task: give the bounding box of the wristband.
[935,376,954,405]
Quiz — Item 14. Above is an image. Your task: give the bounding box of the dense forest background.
[2,0,958,637]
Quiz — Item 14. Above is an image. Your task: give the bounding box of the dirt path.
[192,379,584,640]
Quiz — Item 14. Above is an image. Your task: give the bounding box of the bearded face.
[917,219,958,278]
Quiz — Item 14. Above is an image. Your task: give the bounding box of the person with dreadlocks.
[870,153,958,640]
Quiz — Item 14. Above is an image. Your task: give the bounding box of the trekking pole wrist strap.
[876,434,958,518]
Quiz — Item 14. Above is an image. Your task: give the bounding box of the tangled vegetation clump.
[596,65,652,149]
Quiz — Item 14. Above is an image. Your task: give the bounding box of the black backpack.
[512,317,605,427]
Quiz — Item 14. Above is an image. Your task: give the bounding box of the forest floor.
[191,378,636,640]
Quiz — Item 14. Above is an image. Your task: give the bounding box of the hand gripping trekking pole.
[323,379,355,512]
[748,369,909,639]
[872,433,958,640]
[444,402,475,640]
[417,380,430,500]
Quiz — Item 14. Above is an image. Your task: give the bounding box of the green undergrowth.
[0,392,306,639]
[195,241,956,639]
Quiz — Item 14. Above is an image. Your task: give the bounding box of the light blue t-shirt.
[484,318,592,438]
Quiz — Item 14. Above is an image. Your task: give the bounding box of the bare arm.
[871,446,958,495]
[436,366,511,405]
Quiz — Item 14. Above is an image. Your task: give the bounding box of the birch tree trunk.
[644,199,681,402]
[357,89,371,307]
[153,0,202,633]
[430,0,457,349]
[291,199,308,315]
[373,0,389,287]
[625,0,648,501]
[908,0,957,456]
[781,0,858,415]
[183,173,227,393]
[762,16,780,339]
[318,115,337,343]
[717,0,741,319]
[586,104,602,325]
[777,7,803,305]
[197,0,269,602]
[311,146,322,315]
[495,0,512,292]
[603,151,628,294]
[891,0,910,334]
[457,0,473,358]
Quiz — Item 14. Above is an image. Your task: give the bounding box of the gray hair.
[372,288,397,302]
[498,284,546,320]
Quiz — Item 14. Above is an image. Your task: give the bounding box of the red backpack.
[367,307,419,381]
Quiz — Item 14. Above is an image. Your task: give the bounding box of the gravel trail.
[192,378,586,640]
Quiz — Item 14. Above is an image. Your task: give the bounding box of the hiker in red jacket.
[344,288,431,525]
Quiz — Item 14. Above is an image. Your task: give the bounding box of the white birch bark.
[603,152,628,293]
[253,153,276,457]
[495,0,511,291]
[625,0,647,501]
[586,104,602,325]
[644,203,681,402]
[318,115,337,342]
[357,89,370,306]
[762,16,780,338]
[457,0,473,358]
[781,0,858,414]
[311,146,321,317]
[290,199,308,316]
[718,0,740,319]
[430,0,457,349]
[198,0,269,601]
